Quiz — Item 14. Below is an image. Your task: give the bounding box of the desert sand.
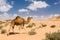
[0,17,60,40]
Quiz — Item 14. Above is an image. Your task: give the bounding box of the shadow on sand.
[7,32,20,35]
[7,32,27,36]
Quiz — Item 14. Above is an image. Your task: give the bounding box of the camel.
[9,16,32,32]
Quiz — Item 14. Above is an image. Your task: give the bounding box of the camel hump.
[15,16,21,19]
[14,16,25,22]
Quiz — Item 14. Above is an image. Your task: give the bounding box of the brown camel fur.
[9,16,32,32]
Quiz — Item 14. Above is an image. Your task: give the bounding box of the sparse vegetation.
[44,31,60,40]
[41,24,47,27]
[4,22,9,26]
[50,25,56,28]
[26,23,36,28]
[0,21,3,24]
[28,29,36,35]
[39,25,43,28]
[28,31,36,35]
[1,29,6,34]
[0,25,3,29]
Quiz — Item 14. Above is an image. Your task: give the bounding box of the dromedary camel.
[9,16,32,32]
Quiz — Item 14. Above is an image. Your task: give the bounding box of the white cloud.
[0,13,10,20]
[28,15,47,20]
[49,14,53,18]
[32,15,40,20]
[0,0,13,12]
[54,14,60,16]
[28,14,60,20]
[11,14,18,19]
[27,1,49,10]
[0,13,59,20]
[49,14,60,18]
[18,9,30,14]
[26,14,60,20]
[18,14,60,20]
[19,9,28,12]
[0,13,18,20]
[39,15,49,20]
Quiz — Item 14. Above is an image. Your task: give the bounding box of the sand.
[0,20,60,40]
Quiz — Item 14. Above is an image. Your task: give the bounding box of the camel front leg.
[7,26,11,35]
[7,24,15,35]
[19,25,23,30]
[8,24,15,33]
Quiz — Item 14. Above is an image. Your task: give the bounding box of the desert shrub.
[32,23,36,26]
[0,25,3,29]
[4,22,9,26]
[28,29,36,35]
[44,31,60,40]
[28,31,36,35]
[50,25,56,28]
[1,29,6,34]
[39,25,43,28]
[41,24,47,27]
[26,23,36,28]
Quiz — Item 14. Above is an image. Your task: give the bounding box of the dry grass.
[28,29,36,35]
[1,29,6,34]
[28,31,36,35]
[44,30,60,40]
[41,24,47,27]
[0,25,3,29]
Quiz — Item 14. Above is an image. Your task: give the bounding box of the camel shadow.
[7,32,27,36]
[8,32,20,35]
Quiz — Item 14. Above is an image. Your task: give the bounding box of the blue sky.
[0,0,60,20]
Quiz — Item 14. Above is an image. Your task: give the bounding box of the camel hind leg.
[12,25,15,32]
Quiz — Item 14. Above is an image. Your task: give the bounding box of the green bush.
[1,29,6,34]
[31,23,36,26]
[26,23,36,28]
[50,25,56,28]
[41,24,47,27]
[44,31,60,40]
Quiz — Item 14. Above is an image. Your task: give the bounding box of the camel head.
[27,16,32,20]
[26,16,33,23]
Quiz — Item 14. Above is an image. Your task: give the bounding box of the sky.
[0,0,60,20]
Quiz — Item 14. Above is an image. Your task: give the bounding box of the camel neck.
[25,18,31,24]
